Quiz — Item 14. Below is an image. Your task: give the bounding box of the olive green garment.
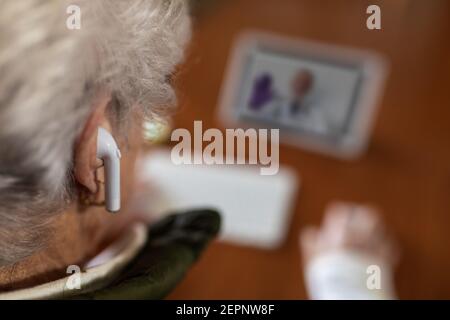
[73,208,221,300]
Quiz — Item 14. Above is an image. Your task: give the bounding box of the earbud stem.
[97,127,121,213]
[103,156,121,212]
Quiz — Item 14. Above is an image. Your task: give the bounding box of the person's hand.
[300,202,399,299]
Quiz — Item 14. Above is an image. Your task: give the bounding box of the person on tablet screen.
[290,69,315,116]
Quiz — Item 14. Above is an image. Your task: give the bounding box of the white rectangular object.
[139,149,299,249]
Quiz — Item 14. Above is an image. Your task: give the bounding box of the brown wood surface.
[167,0,450,299]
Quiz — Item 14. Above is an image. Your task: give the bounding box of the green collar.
[0,209,220,300]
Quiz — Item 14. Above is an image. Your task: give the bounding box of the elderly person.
[0,0,219,299]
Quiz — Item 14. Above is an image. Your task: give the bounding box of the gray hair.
[0,0,191,266]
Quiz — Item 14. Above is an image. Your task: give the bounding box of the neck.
[0,205,118,292]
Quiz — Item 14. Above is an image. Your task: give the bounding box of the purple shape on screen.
[248,73,274,110]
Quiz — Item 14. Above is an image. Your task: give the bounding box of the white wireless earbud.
[97,127,121,213]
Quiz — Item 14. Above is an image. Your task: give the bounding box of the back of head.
[0,0,191,266]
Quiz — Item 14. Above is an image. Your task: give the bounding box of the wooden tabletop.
[167,0,450,299]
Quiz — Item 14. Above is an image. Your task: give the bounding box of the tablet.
[218,31,388,158]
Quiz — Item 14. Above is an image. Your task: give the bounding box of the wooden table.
[167,0,450,299]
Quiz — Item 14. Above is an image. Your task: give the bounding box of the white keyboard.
[138,149,299,249]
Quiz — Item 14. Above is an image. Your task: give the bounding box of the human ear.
[73,91,113,195]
